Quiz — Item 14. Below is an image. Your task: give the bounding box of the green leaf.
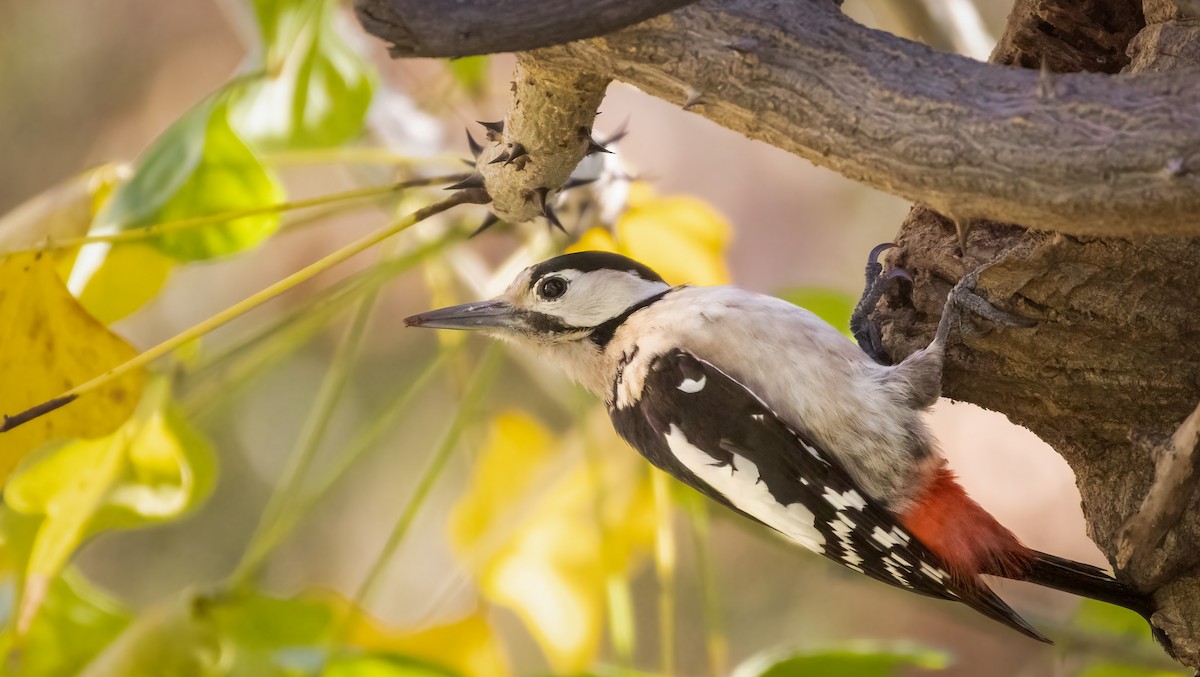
[732,643,950,677]
[233,0,375,149]
[0,568,130,677]
[249,0,321,69]
[92,94,284,261]
[1074,599,1154,641]
[325,654,462,677]
[1076,663,1186,677]
[74,594,223,677]
[447,57,489,99]
[775,287,857,336]
[211,592,333,650]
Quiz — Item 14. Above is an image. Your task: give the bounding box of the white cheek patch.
[537,269,668,328]
[677,375,706,393]
[664,425,825,554]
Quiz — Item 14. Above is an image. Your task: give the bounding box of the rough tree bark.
[356,0,1200,666]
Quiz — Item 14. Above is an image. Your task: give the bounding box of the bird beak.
[404,299,518,332]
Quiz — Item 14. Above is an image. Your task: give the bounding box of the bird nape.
[405,248,1164,652]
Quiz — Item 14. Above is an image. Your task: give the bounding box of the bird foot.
[936,266,1037,345]
[851,243,912,365]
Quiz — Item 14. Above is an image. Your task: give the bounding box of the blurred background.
[0,0,1177,675]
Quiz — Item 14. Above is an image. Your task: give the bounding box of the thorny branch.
[358,0,1200,237]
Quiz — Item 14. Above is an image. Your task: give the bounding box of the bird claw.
[935,264,1037,345]
[852,243,912,365]
[948,267,1037,330]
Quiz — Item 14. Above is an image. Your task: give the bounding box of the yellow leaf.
[569,228,619,254]
[348,609,512,677]
[72,244,174,324]
[6,381,215,634]
[0,253,144,481]
[449,411,653,673]
[568,184,733,287]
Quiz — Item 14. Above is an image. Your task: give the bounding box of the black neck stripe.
[589,288,674,349]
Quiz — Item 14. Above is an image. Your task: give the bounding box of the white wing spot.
[677,375,706,393]
[871,526,905,550]
[664,425,825,554]
[823,488,867,511]
[829,514,863,567]
[800,440,827,464]
[920,562,948,582]
[884,558,911,587]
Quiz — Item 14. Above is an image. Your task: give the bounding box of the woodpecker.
[405,249,1156,644]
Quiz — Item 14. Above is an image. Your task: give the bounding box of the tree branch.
[1116,402,1200,588]
[469,56,610,227]
[354,0,701,58]
[358,0,1200,236]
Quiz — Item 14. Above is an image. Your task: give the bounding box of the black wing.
[609,348,1048,643]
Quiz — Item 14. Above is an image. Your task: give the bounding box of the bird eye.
[538,276,568,300]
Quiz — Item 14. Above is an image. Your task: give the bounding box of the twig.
[230,288,380,587]
[0,190,483,433]
[330,346,501,650]
[9,174,469,256]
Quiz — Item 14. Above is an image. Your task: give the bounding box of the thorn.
[683,88,704,110]
[563,176,598,190]
[461,158,477,168]
[728,37,758,52]
[465,130,484,159]
[488,150,511,165]
[469,212,501,238]
[586,139,612,156]
[444,173,485,190]
[952,218,972,256]
[1037,57,1056,100]
[600,120,629,146]
[503,143,527,166]
[532,187,567,234]
[478,120,504,141]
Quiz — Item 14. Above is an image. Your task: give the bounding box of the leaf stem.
[247,349,453,570]
[331,346,501,649]
[14,174,469,256]
[653,472,677,677]
[0,191,483,433]
[180,233,458,419]
[686,497,728,677]
[230,287,380,588]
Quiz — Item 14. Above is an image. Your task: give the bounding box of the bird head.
[404,251,671,351]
